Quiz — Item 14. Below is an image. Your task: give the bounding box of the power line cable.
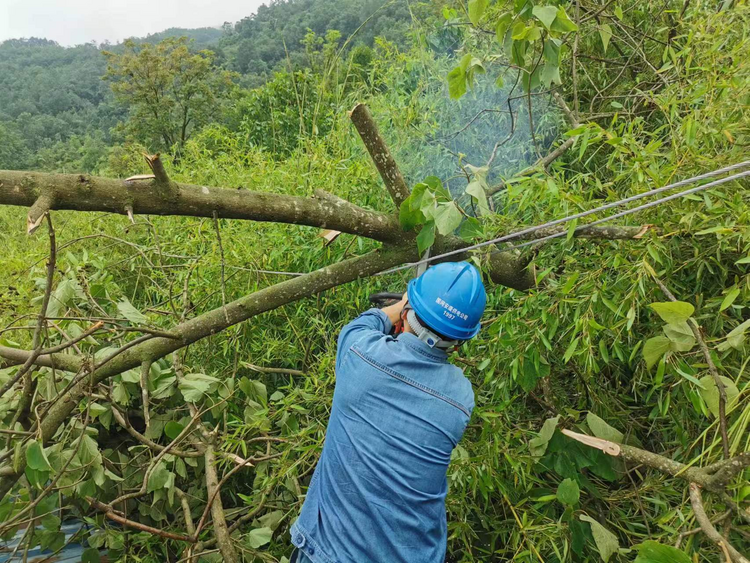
[377,161,750,276]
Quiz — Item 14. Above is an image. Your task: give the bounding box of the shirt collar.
[398,332,448,362]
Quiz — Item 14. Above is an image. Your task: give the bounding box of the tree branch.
[203,444,239,563]
[349,103,411,207]
[689,484,750,563]
[0,246,416,498]
[88,497,196,543]
[0,169,400,243]
[648,270,730,458]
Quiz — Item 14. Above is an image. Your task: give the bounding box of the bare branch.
[689,484,750,563]
[349,103,411,206]
[109,404,203,458]
[202,444,239,563]
[88,497,196,543]
[139,359,152,433]
[0,169,400,243]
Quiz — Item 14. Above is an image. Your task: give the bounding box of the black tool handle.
[368,292,404,306]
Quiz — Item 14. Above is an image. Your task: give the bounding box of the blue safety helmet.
[407,262,487,341]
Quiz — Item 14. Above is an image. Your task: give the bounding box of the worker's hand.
[381,293,408,325]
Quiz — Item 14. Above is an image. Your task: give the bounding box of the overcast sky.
[1,0,268,46]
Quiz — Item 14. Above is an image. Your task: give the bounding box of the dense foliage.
[0,0,748,562]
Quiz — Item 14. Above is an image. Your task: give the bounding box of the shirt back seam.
[350,347,471,418]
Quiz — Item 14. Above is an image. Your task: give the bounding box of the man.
[290,262,487,563]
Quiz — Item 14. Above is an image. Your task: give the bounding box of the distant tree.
[103,38,236,154]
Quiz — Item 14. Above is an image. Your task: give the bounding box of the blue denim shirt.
[291,309,474,563]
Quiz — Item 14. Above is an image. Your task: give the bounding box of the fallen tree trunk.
[0,168,401,243]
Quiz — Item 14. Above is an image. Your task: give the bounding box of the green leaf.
[433,203,463,235]
[662,322,696,352]
[495,13,513,43]
[634,541,691,563]
[529,415,560,457]
[550,7,578,32]
[47,278,80,318]
[643,336,670,368]
[468,0,489,25]
[599,24,612,54]
[179,372,220,403]
[116,298,148,324]
[587,412,624,443]
[121,368,140,384]
[699,375,740,418]
[447,66,466,100]
[557,478,580,505]
[717,318,750,351]
[447,53,472,99]
[563,337,580,363]
[246,526,274,548]
[256,510,285,531]
[416,221,436,254]
[164,421,185,440]
[649,301,695,324]
[613,6,623,20]
[458,217,484,242]
[543,39,560,64]
[540,62,561,87]
[532,6,558,29]
[26,440,52,471]
[147,462,172,493]
[720,286,740,311]
[81,547,101,563]
[580,515,619,562]
[465,180,490,215]
[399,200,424,230]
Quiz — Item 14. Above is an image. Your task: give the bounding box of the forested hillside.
[0,1,748,562]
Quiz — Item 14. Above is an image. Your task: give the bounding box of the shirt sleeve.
[336,309,393,369]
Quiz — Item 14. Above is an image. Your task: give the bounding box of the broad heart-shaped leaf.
[529,415,560,457]
[662,322,696,352]
[634,541,691,563]
[557,478,580,505]
[458,216,484,242]
[649,301,694,324]
[178,372,220,403]
[81,547,101,563]
[447,53,472,100]
[586,412,624,443]
[532,5,558,29]
[116,297,148,324]
[718,318,750,351]
[580,515,619,562]
[399,200,424,231]
[47,278,81,318]
[599,23,612,54]
[540,62,561,87]
[416,221,436,254]
[549,6,578,32]
[433,203,463,235]
[643,336,671,368]
[164,421,185,440]
[465,180,490,216]
[495,12,513,43]
[468,0,489,25]
[26,439,52,471]
[699,375,740,418]
[146,462,172,493]
[246,526,274,548]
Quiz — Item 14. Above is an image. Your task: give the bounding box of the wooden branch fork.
[0,100,661,554]
[563,429,750,561]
